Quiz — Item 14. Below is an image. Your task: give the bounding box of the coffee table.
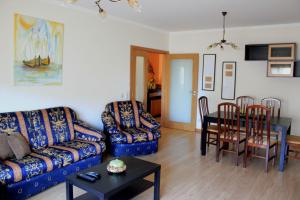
[66,157,161,200]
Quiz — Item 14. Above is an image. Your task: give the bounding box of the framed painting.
[202,54,216,91]
[221,61,236,100]
[14,14,64,86]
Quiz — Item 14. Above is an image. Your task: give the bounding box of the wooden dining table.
[201,111,292,172]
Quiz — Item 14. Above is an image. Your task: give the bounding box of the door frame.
[164,53,199,131]
[130,45,169,125]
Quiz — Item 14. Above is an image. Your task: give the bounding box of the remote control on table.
[77,173,96,182]
[86,172,101,179]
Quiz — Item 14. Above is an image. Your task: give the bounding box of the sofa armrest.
[140,112,160,131]
[74,120,106,142]
[101,111,119,134]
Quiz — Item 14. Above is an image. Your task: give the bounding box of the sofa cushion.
[8,133,31,160]
[35,140,105,166]
[0,140,105,185]
[0,107,77,150]
[22,107,76,149]
[110,128,161,144]
[0,134,14,160]
[105,101,141,129]
[0,153,64,185]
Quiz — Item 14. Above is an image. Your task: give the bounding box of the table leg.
[154,168,161,200]
[279,126,289,172]
[201,117,208,156]
[66,180,73,200]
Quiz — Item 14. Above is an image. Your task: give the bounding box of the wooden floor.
[31,128,300,200]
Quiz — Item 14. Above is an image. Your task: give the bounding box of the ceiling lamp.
[207,12,238,50]
[65,0,141,17]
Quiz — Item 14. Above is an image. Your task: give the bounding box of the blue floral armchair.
[101,100,161,156]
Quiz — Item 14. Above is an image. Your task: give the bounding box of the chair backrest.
[218,102,240,142]
[104,100,144,129]
[198,96,209,126]
[261,97,281,118]
[246,105,271,146]
[236,96,255,115]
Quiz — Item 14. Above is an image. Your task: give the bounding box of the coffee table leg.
[66,180,73,200]
[154,169,160,200]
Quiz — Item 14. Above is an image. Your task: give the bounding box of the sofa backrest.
[0,107,77,150]
[105,101,144,129]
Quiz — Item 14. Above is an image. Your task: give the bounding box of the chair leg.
[286,144,289,164]
[273,143,278,166]
[243,143,248,168]
[207,132,211,147]
[265,147,270,173]
[216,140,220,162]
[236,142,240,166]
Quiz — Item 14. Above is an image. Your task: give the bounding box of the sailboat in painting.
[22,20,51,68]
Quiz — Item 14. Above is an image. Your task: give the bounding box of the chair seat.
[207,124,219,133]
[247,136,277,147]
[231,126,246,132]
[110,128,160,144]
[287,135,300,146]
[0,140,105,185]
[220,132,246,141]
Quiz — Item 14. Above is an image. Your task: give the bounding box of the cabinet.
[268,43,295,60]
[245,43,297,77]
[267,61,294,77]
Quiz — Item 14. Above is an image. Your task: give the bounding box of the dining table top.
[205,111,292,129]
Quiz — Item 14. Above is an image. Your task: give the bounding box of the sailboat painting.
[14,14,64,85]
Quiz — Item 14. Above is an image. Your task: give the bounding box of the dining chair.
[261,98,282,140]
[199,96,218,147]
[243,105,278,173]
[236,96,254,132]
[216,102,246,166]
[286,135,300,161]
[236,96,255,115]
[261,97,281,118]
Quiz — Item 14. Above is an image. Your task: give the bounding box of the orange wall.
[148,53,163,85]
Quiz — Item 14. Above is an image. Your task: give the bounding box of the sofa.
[101,100,161,157]
[0,107,106,200]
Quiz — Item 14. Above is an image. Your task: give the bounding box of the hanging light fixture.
[65,0,141,17]
[207,12,238,50]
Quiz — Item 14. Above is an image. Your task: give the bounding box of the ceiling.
[56,0,300,32]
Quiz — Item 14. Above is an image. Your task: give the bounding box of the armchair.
[101,100,161,156]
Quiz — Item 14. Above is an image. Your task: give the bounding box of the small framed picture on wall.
[221,61,237,100]
[202,54,216,91]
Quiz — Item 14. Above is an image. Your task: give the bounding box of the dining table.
[200,111,292,172]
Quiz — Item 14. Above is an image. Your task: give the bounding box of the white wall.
[0,0,169,128]
[170,24,300,134]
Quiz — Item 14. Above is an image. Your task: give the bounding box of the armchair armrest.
[101,111,119,134]
[140,112,160,131]
[74,120,106,142]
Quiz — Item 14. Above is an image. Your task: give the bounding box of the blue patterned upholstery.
[102,100,160,156]
[2,156,101,200]
[110,140,159,157]
[74,120,106,142]
[0,107,106,199]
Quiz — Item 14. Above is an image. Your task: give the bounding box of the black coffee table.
[66,157,161,200]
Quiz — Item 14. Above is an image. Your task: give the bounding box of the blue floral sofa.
[0,107,106,200]
[101,100,160,157]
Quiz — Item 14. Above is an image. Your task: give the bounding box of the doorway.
[130,46,199,131]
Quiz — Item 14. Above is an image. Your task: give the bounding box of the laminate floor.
[30,128,300,200]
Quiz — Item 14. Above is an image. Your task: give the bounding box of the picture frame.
[221,61,236,100]
[202,54,216,91]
